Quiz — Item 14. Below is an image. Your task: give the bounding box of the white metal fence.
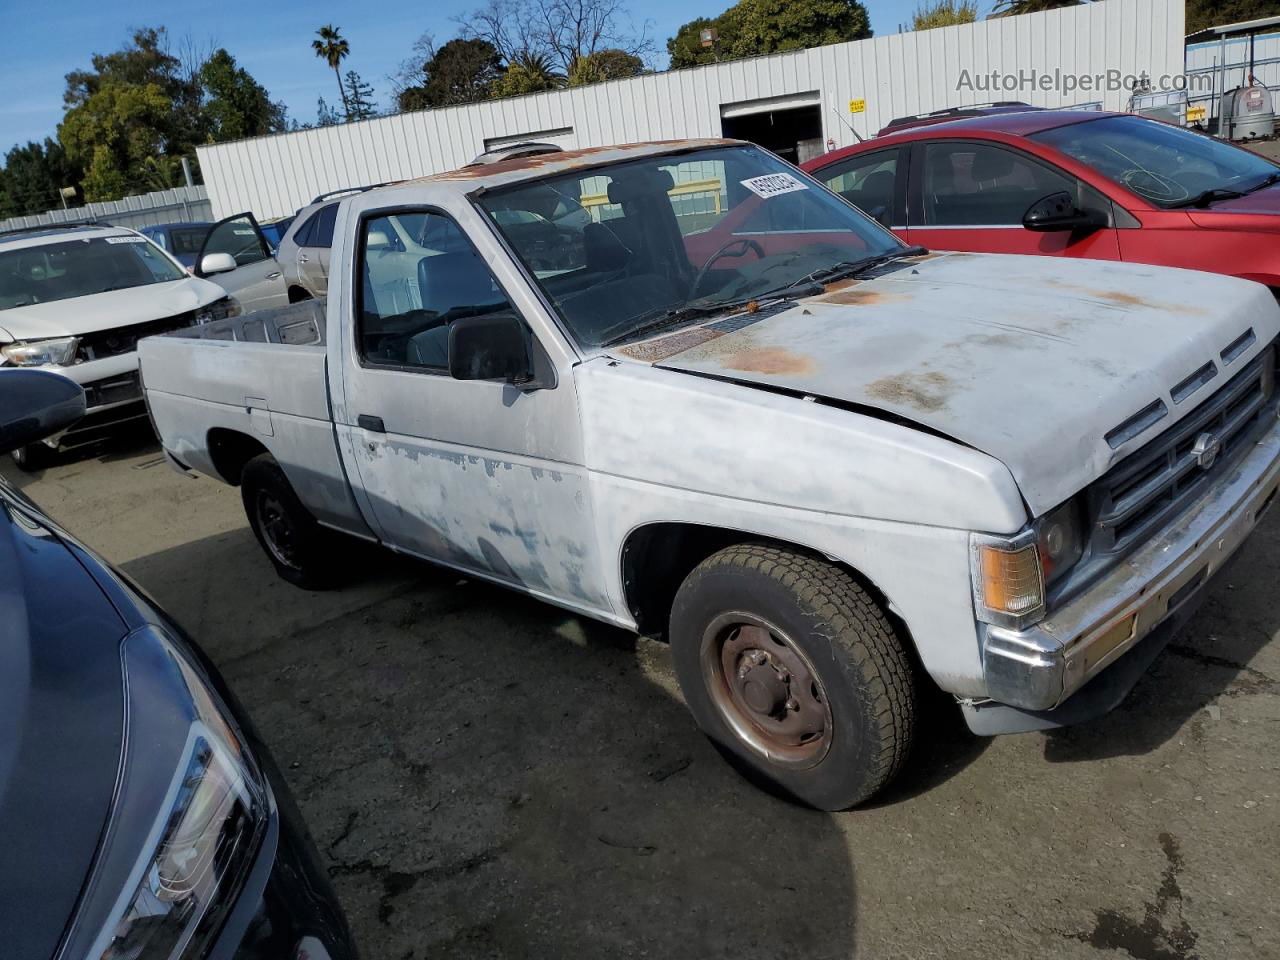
[198,0,1184,220]
[0,185,212,234]
[1186,30,1280,126]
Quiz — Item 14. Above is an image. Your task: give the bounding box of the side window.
[922,142,1075,227]
[307,204,339,248]
[203,215,268,266]
[292,213,318,247]
[147,230,168,251]
[358,211,518,372]
[820,150,899,226]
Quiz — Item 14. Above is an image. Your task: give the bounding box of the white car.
[0,222,241,468]
[141,140,1280,808]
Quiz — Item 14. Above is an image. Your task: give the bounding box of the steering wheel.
[689,237,766,299]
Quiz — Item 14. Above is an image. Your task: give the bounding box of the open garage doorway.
[721,93,825,164]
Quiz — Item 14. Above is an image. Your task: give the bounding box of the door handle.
[357,414,385,433]
[265,271,282,280]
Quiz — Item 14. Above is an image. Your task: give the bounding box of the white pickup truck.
[140,140,1280,808]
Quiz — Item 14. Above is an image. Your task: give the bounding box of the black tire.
[670,544,916,810]
[241,453,339,589]
[10,443,49,472]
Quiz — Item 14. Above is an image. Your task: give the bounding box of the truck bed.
[138,299,372,537]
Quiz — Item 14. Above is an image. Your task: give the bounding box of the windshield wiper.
[600,300,758,347]
[782,245,929,291]
[1171,186,1246,208]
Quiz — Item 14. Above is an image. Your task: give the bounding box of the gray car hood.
[615,252,1280,516]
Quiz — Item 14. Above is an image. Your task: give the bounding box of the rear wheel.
[670,544,917,810]
[241,454,339,589]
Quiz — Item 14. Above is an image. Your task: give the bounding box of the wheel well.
[207,428,270,485]
[287,285,312,303]
[621,523,922,665]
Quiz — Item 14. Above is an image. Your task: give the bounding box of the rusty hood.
[624,252,1280,517]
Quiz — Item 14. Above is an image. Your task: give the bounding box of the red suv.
[801,110,1280,289]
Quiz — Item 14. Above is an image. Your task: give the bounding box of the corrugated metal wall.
[0,186,212,233]
[198,0,1183,220]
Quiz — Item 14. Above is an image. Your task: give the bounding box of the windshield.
[476,145,905,346]
[0,235,186,310]
[1032,114,1280,207]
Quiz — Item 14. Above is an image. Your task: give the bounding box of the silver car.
[276,186,384,301]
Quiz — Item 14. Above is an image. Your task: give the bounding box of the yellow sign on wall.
[1186,105,1206,123]
[848,98,866,114]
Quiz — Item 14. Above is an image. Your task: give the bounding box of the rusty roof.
[389,138,743,194]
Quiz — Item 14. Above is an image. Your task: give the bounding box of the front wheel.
[241,454,339,589]
[10,443,50,472]
[670,545,917,810]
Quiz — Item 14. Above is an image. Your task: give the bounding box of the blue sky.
[0,0,930,156]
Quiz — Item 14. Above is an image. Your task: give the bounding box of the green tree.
[200,49,287,141]
[312,25,352,116]
[1186,0,1279,33]
[0,139,82,217]
[567,48,646,84]
[398,37,505,110]
[59,80,174,201]
[490,52,565,97]
[316,96,342,126]
[668,0,869,68]
[913,0,978,29]
[989,0,1081,13]
[731,0,871,56]
[343,70,378,121]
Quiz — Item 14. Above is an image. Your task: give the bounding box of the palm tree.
[312,25,351,117]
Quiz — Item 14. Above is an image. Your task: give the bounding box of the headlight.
[1,336,80,367]
[1034,498,1085,587]
[81,626,269,960]
[194,297,242,324]
[970,498,1086,629]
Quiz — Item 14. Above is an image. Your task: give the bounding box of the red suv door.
[905,140,1122,260]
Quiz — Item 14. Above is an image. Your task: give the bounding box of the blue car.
[0,371,357,960]
[259,216,296,256]
[139,221,214,269]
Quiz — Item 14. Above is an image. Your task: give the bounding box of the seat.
[417,250,500,318]
[583,221,633,273]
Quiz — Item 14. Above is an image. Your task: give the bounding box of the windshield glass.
[476,145,904,346]
[1032,114,1280,207]
[0,235,186,310]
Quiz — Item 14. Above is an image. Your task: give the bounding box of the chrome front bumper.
[978,417,1280,716]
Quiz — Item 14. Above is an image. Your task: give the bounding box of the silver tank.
[1220,84,1276,141]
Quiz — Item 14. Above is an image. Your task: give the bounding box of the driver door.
[905,141,1122,260]
[336,207,610,611]
[194,213,288,311]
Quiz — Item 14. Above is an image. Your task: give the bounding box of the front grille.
[77,310,198,361]
[83,370,142,409]
[1089,346,1276,558]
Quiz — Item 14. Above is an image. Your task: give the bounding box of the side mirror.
[199,252,238,276]
[0,371,86,456]
[1022,191,1108,233]
[448,314,537,385]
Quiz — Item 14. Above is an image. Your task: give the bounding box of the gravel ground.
[5,431,1278,960]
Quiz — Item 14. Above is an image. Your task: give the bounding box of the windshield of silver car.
[475,145,906,347]
[0,235,186,310]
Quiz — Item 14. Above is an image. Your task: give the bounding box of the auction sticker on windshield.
[741,173,809,199]
[105,236,147,244]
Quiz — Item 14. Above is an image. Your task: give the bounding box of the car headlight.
[970,499,1086,629]
[78,625,269,960]
[194,297,242,325]
[1,336,80,367]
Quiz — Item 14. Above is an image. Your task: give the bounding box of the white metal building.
[198,0,1185,220]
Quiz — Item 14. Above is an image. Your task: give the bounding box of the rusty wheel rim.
[699,612,832,770]
[256,491,300,570]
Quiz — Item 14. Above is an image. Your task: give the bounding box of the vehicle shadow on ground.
[0,426,161,492]
[1041,512,1280,764]
[122,531,863,959]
